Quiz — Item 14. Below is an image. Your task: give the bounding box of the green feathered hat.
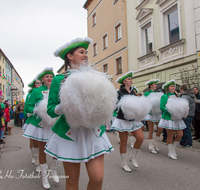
[54,37,93,60]
[145,79,159,86]
[162,79,176,89]
[37,67,55,81]
[28,79,36,88]
[115,71,134,84]
[133,86,139,93]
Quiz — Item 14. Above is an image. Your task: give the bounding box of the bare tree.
[179,64,199,89]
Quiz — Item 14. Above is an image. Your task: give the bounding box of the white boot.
[40,163,50,189]
[51,159,60,183]
[130,136,135,149]
[153,136,160,152]
[116,132,120,144]
[32,147,40,172]
[149,139,157,154]
[129,148,140,168]
[168,144,177,160]
[121,153,131,172]
[30,148,35,164]
[172,141,179,158]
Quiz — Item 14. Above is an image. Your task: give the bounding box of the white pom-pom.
[34,94,58,127]
[60,65,117,129]
[148,92,164,114]
[166,97,189,120]
[118,95,152,121]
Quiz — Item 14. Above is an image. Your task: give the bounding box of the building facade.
[126,0,200,92]
[12,68,24,104]
[0,48,24,105]
[0,49,8,101]
[5,59,12,104]
[84,0,129,89]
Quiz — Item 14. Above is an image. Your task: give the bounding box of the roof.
[83,0,93,9]
[57,64,65,73]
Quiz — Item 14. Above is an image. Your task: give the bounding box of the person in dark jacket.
[111,71,144,172]
[192,87,200,140]
[179,85,195,147]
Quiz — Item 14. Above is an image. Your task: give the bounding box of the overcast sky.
[0,0,88,97]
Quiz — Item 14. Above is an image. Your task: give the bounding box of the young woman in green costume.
[111,72,144,172]
[158,80,186,159]
[144,79,163,154]
[23,79,42,164]
[23,68,60,189]
[45,37,114,190]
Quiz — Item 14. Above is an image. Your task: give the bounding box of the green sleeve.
[26,88,41,113]
[23,93,31,117]
[47,74,64,118]
[144,91,150,97]
[160,95,168,112]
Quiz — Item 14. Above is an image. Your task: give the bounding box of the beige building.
[83,0,128,89]
[12,68,24,104]
[126,0,200,92]
[0,49,7,101]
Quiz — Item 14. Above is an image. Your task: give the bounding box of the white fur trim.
[115,71,134,83]
[54,104,63,115]
[34,93,58,127]
[60,65,117,129]
[35,67,54,80]
[166,96,189,120]
[145,79,159,86]
[162,79,176,89]
[54,37,93,57]
[147,92,164,114]
[118,95,152,121]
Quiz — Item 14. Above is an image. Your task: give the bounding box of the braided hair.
[63,47,81,81]
[166,86,178,97]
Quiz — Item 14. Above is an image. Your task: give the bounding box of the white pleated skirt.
[110,118,143,132]
[22,123,28,132]
[23,122,52,142]
[158,119,186,130]
[44,127,114,163]
[144,113,161,122]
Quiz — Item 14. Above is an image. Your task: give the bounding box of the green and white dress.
[144,90,161,122]
[22,90,33,132]
[44,73,114,163]
[158,93,186,130]
[23,85,52,142]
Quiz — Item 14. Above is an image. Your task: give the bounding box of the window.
[0,66,1,72]
[140,21,153,56]
[103,64,108,73]
[0,83,1,90]
[102,34,108,50]
[168,9,179,44]
[2,57,4,64]
[0,54,1,61]
[3,85,4,93]
[161,4,180,45]
[3,69,4,75]
[115,23,121,42]
[92,13,96,27]
[93,42,97,56]
[116,57,122,74]
[145,26,153,54]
